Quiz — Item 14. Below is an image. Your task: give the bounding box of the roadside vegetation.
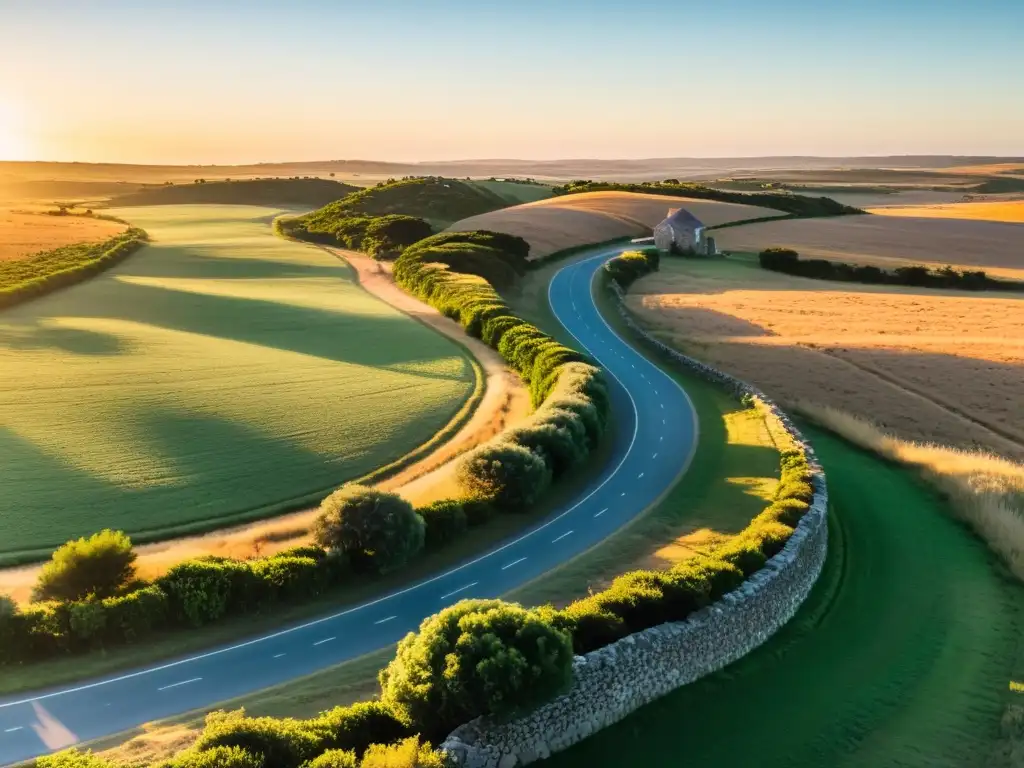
[759,246,1024,291]
[110,178,359,208]
[0,226,146,309]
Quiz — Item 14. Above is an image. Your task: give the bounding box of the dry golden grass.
[0,208,124,261]
[447,191,779,258]
[714,214,1024,280]
[868,199,1024,223]
[627,258,1024,460]
[798,403,1024,580]
[939,162,1024,176]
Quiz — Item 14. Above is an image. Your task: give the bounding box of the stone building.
[653,207,707,254]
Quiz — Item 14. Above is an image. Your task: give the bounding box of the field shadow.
[635,305,774,339]
[0,321,128,356]
[127,248,346,281]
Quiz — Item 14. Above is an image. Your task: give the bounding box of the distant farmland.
[714,213,1024,280]
[0,205,475,562]
[449,191,780,258]
[867,199,1024,224]
[0,208,125,261]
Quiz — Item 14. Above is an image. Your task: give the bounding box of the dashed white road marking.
[620,491,626,497]
[441,581,478,600]
[273,653,286,658]
[501,557,527,570]
[654,389,658,395]
[373,616,397,625]
[313,637,336,646]
[551,530,574,544]
[4,727,23,733]
[594,508,608,518]
[659,435,664,442]
[638,472,645,479]
[660,403,664,409]
[157,677,202,692]
[652,452,658,459]
[662,419,666,425]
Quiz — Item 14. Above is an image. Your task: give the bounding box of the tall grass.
[797,402,1024,579]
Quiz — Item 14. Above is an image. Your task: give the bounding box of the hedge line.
[551,180,863,217]
[759,246,1024,292]
[277,212,433,259]
[0,228,148,310]
[604,248,660,290]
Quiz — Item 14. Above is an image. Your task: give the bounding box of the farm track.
[549,427,1024,767]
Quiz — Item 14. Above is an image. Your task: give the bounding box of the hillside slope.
[448,191,781,258]
[111,178,358,208]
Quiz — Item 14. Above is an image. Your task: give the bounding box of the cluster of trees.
[35,424,817,768]
[0,227,148,310]
[758,247,1020,291]
[278,213,435,258]
[550,180,863,218]
[113,178,358,208]
[604,248,660,289]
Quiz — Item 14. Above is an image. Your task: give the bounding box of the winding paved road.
[0,246,697,765]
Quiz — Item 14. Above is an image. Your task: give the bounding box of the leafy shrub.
[359,737,447,768]
[461,496,496,527]
[417,499,468,550]
[306,749,357,768]
[313,485,425,574]
[312,700,412,754]
[380,599,574,737]
[164,746,266,768]
[36,750,116,768]
[158,560,235,627]
[756,498,809,527]
[504,420,584,477]
[192,709,322,768]
[455,442,552,510]
[34,529,137,602]
[605,249,659,289]
[556,597,630,654]
[714,537,769,576]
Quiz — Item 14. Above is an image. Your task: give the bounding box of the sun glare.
[0,102,30,160]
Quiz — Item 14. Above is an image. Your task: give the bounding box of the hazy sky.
[1,0,1022,163]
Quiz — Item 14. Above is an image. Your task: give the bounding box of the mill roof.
[663,207,705,229]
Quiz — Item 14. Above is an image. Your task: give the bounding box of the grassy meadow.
[868,198,1024,223]
[0,208,125,261]
[626,256,1024,460]
[0,204,475,562]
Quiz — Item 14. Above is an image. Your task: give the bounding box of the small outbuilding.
[653,207,710,255]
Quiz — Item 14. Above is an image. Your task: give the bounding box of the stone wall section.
[441,278,829,768]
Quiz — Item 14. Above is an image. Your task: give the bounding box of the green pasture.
[467,180,552,205]
[0,205,475,562]
[549,427,1024,767]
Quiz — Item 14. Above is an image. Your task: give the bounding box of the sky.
[1,0,1022,164]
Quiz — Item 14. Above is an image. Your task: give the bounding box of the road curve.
[0,246,697,765]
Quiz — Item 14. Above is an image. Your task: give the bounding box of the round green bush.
[379,599,574,737]
[757,498,809,527]
[167,746,265,768]
[504,421,583,477]
[558,597,630,655]
[34,529,137,603]
[192,710,321,768]
[305,750,357,768]
[312,700,411,754]
[456,442,552,511]
[312,485,425,574]
[417,499,468,550]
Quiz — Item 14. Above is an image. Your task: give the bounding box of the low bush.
[455,442,552,510]
[604,248,660,289]
[758,247,1023,291]
[359,736,447,767]
[313,485,425,574]
[380,599,574,737]
[33,529,137,603]
[306,749,358,768]
[417,499,469,550]
[165,745,265,768]
[313,700,412,754]
[192,709,322,768]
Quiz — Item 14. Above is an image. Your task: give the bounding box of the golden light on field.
[0,101,30,160]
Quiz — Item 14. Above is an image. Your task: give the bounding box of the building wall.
[440,284,829,768]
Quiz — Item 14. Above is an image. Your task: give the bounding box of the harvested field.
[715,213,1024,279]
[867,198,1024,223]
[448,191,780,258]
[0,205,476,563]
[0,208,125,261]
[626,257,1024,460]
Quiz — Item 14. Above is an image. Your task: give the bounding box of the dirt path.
[0,249,530,603]
[549,427,1024,768]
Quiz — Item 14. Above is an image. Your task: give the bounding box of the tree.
[34,530,136,602]
[379,599,574,736]
[312,485,424,574]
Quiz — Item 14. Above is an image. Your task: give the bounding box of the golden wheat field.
[867,199,1024,223]
[626,257,1024,460]
[448,191,780,258]
[714,213,1024,280]
[0,208,125,261]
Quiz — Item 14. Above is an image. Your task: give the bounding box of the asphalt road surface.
[0,245,698,765]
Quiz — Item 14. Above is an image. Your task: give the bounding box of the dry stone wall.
[440,279,829,768]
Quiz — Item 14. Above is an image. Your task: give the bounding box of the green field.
[549,427,1024,767]
[467,180,552,204]
[0,205,475,561]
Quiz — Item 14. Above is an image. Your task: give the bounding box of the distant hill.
[109,178,359,208]
[308,177,544,226]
